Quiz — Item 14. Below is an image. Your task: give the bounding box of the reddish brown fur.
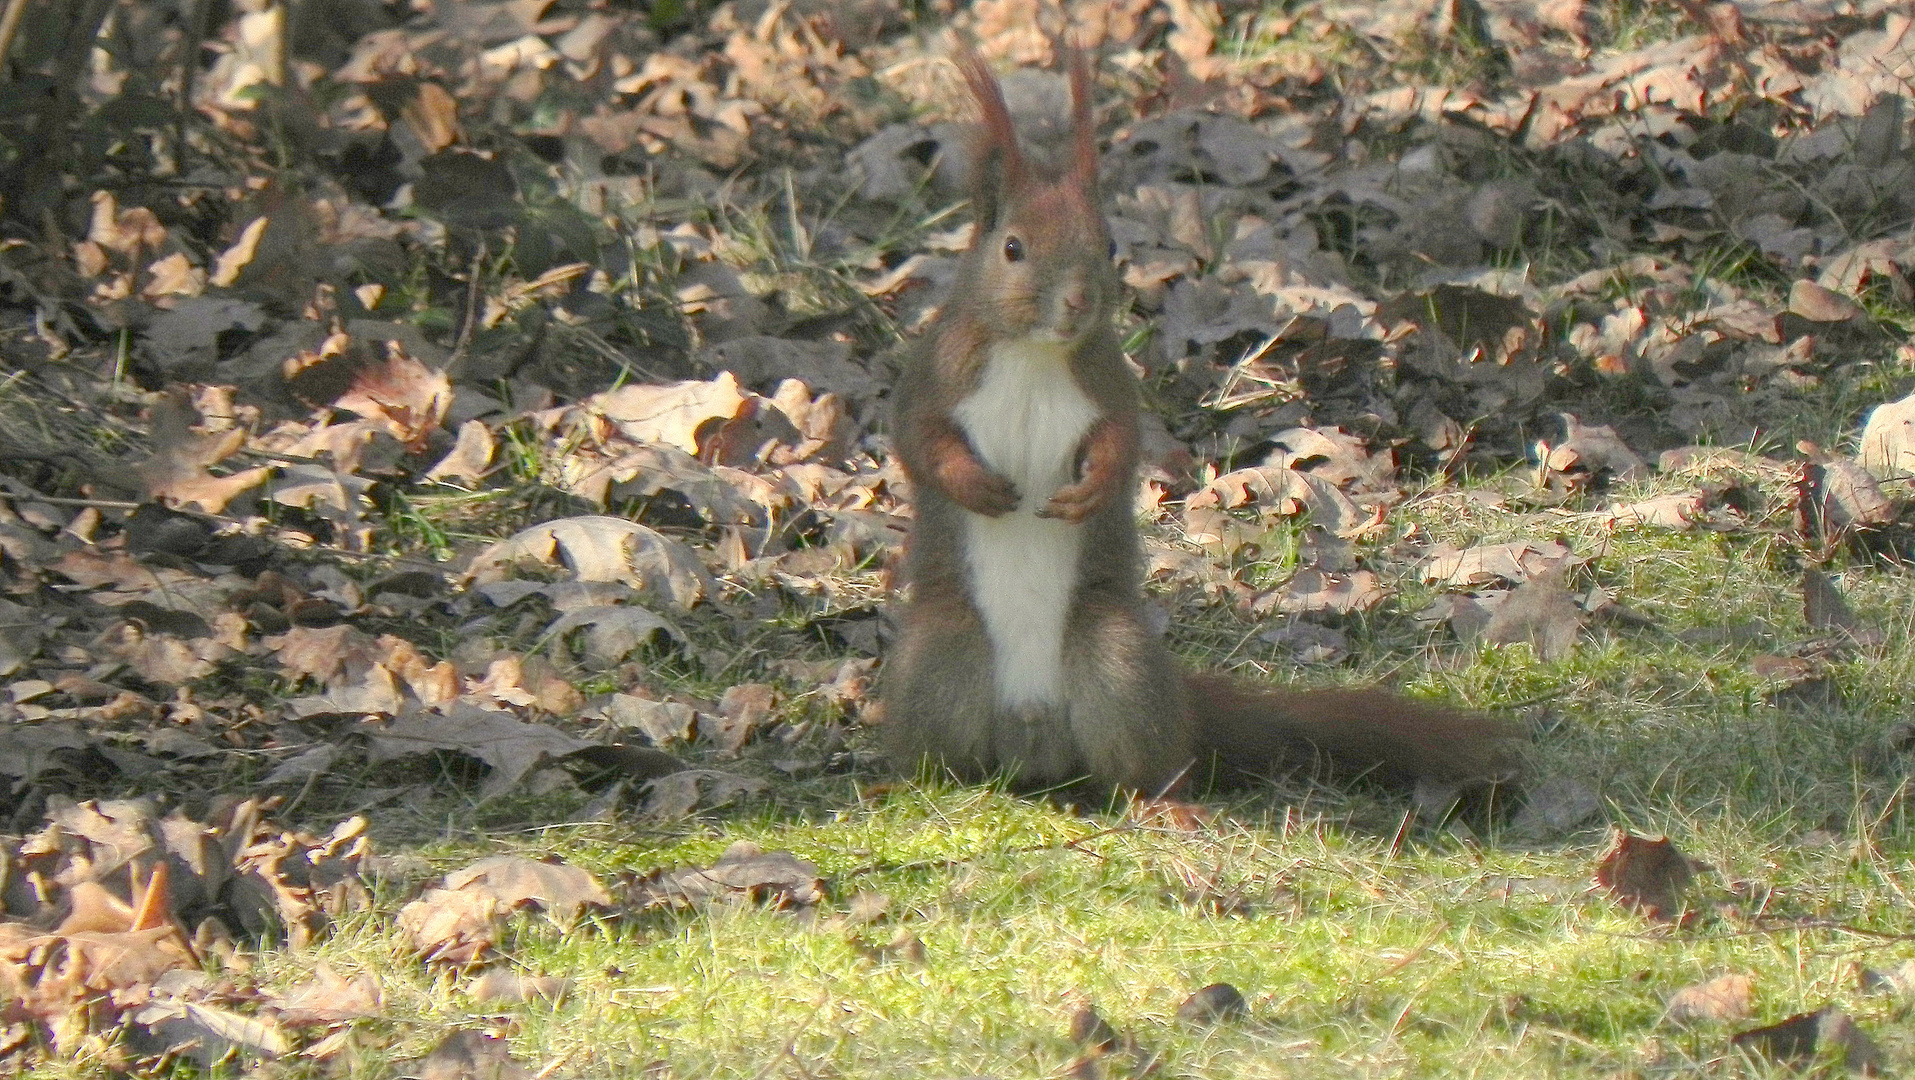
[881,50,1525,796]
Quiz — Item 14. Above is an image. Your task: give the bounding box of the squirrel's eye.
[1002,236,1024,262]
[1107,238,1117,259]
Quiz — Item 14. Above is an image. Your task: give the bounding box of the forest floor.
[4,0,1915,1075]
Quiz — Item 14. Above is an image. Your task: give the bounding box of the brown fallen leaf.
[268,963,384,1024]
[639,769,770,819]
[1858,390,1915,477]
[441,854,612,924]
[136,389,272,513]
[1421,541,1583,588]
[1481,574,1585,661]
[331,343,452,450]
[1175,983,1247,1025]
[366,704,592,799]
[407,1028,534,1080]
[587,372,752,454]
[620,840,824,913]
[1788,280,1865,323]
[425,420,497,485]
[1731,1007,1883,1075]
[1664,973,1753,1024]
[1796,442,1897,540]
[467,969,571,1005]
[397,887,503,969]
[1594,831,1699,923]
[703,682,776,754]
[1803,568,1884,645]
[1269,568,1387,616]
[1606,493,1705,529]
[465,516,716,609]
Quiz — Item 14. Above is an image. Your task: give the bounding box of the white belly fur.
[951,340,1101,710]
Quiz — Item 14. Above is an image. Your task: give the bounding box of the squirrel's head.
[955,49,1118,346]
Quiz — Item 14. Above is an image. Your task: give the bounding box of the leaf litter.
[3,0,1915,1072]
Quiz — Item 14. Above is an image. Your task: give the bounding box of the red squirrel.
[881,51,1524,796]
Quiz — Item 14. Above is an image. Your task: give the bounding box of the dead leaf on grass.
[586,372,751,455]
[468,969,570,1005]
[1788,280,1865,323]
[406,1028,534,1080]
[137,390,272,513]
[425,419,496,485]
[1803,568,1882,645]
[1731,1007,1883,1075]
[1189,464,1370,536]
[367,703,591,799]
[1859,391,1915,478]
[1540,414,1650,486]
[1796,442,1897,540]
[466,516,715,609]
[1268,568,1386,616]
[639,769,770,819]
[1664,973,1754,1024]
[331,344,451,450]
[1606,492,1705,529]
[1594,831,1700,923]
[267,963,383,1024]
[544,603,684,669]
[1176,982,1248,1026]
[442,854,612,924]
[396,887,502,969]
[620,841,822,912]
[701,682,776,754]
[599,694,698,745]
[130,995,292,1067]
[1421,541,1583,588]
[1482,574,1585,660]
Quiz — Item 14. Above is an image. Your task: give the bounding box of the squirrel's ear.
[957,50,1023,231]
[1066,46,1098,192]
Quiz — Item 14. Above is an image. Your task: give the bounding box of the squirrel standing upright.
[881,50,1524,796]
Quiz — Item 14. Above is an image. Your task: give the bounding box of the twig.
[0,490,141,510]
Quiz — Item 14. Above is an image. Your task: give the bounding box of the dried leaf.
[1481,576,1585,660]
[467,516,715,609]
[425,420,496,485]
[1731,1007,1883,1075]
[639,769,770,819]
[1421,541,1581,587]
[703,683,776,754]
[1858,390,1915,478]
[621,841,821,910]
[1665,973,1753,1024]
[441,854,612,923]
[367,703,591,798]
[407,1028,534,1080]
[1594,831,1698,922]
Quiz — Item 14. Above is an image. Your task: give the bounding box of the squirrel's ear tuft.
[956,50,1023,232]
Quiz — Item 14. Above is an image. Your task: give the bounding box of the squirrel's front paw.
[944,463,1021,517]
[1037,477,1108,523]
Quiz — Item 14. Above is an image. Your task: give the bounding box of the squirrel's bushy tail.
[1184,674,1526,789]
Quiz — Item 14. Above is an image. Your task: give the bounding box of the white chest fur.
[950,340,1102,710]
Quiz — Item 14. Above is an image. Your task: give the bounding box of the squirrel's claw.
[1038,478,1106,522]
